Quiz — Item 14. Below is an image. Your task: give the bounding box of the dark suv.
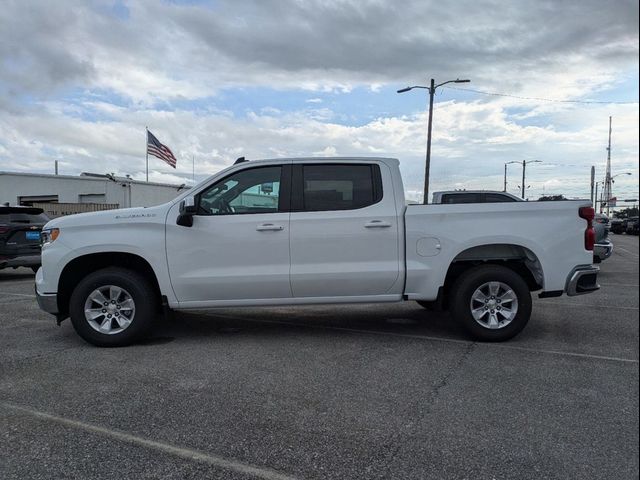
[0,206,50,272]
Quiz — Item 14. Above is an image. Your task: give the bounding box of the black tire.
[450,265,532,342]
[69,267,158,347]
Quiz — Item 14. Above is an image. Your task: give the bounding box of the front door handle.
[256,223,284,231]
[365,220,391,228]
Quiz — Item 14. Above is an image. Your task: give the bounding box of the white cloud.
[0,0,637,203]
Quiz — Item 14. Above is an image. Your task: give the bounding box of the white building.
[0,171,188,216]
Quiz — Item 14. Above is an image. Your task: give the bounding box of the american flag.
[147,130,177,168]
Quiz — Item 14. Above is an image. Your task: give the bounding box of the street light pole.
[504,161,519,193]
[397,77,470,204]
[504,164,507,192]
[609,172,632,215]
[424,78,435,205]
[520,159,542,199]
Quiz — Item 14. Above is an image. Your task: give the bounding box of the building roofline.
[0,170,185,188]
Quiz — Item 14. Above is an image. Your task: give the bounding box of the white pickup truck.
[36,157,600,346]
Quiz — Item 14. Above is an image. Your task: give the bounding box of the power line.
[443,86,638,105]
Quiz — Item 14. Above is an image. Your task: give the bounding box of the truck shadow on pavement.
[145,306,468,345]
[0,272,34,282]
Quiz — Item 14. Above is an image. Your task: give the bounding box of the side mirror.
[180,196,197,214]
[177,196,196,227]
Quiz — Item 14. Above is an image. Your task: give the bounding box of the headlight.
[41,228,60,245]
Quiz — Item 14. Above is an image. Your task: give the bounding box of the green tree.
[614,207,639,219]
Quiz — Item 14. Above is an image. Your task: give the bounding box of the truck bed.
[403,200,593,300]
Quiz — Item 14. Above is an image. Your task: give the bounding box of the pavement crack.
[379,341,477,477]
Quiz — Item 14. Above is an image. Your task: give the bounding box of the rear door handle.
[256,223,284,231]
[364,220,391,228]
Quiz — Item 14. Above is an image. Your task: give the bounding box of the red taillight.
[579,207,595,251]
[579,207,595,222]
[584,227,595,251]
[0,225,9,235]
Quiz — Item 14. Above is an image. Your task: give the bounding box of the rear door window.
[301,164,381,211]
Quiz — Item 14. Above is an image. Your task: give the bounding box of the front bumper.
[566,266,600,296]
[594,241,613,262]
[35,285,59,315]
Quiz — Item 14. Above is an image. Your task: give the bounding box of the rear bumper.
[566,266,600,296]
[594,241,613,261]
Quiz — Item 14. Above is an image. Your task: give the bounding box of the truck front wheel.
[450,265,532,342]
[69,267,158,347]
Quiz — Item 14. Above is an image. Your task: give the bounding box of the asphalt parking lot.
[1,235,638,480]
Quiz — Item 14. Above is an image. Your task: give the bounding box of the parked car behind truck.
[0,206,50,272]
[432,190,522,204]
[593,213,613,263]
[36,157,600,347]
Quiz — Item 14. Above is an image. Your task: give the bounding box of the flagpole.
[145,126,149,182]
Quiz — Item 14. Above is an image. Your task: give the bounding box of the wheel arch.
[57,252,162,316]
[440,243,544,308]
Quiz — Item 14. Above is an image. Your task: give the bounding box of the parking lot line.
[538,302,638,311]
[0,401,300,480]
[0,298,32,305]
[615,246,639,258]
[0,292,35,298]
[204,314,639,364]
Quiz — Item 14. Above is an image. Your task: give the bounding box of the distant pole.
[605,116,612,217]
[590,166,595,205]
[54,160,58,176]
[521,160,526,199]
[503,164,507,192]
[423,78,435,204]
[145,126,149,182]
[396,77,470,204]
[594,182,599,212]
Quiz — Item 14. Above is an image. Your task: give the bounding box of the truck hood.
[44,204,171,230]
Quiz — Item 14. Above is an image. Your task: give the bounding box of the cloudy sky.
[1,0,638,202]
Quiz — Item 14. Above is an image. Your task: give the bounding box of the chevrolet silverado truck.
[36,157,600,347]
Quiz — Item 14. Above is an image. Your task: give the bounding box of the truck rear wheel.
[69,267,157,347]
[450,265,532,342]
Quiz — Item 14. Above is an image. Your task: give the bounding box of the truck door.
[289,162,401,298]
[166,164,292,303]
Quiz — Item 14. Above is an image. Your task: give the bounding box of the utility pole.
[504,161,518,193]
[503,160,541,199]
[145,126,149,182]
[520,159,542,199]
[590,166,595,205]
[424,78,435,204]
[397,77,470,204]
[603,116,613,216]
[504,164,508,192]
